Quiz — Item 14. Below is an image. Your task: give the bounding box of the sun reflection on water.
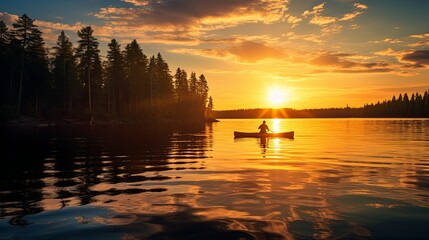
[272,119,280,132]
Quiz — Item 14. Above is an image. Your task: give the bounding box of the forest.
[0,14,214,122]
[214,90,429,118]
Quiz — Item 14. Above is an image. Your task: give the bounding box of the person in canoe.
[258,120,270,133]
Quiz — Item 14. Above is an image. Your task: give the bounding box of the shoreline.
[1,116,220,128]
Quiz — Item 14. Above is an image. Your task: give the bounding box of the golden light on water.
[272,119,281,133]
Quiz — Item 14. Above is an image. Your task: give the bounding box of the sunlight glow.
[268,88,286,106]
[267,86,291,108]
[272,119,280,132]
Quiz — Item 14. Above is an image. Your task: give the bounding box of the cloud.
[228,41,286,62]
[310,52,392,73]
[321,24,343,35]
[287,15,302,28]
[407,41,429,47]
[401,50,429,68]
[408,33,429,47]
[95,0,290,32]
[284,32,323,43]
[171,41,287,63]
[303,2,326,17]
[121,0,149,6]
[302,1,367,31]
[340,11,364,21]
[354,3,368,10]
[374,48,399,56]
[374,48,429,69]
[0,12,85,45]
[410,33,429,39]
[310,15,336,26]
[0,12,19,24]
[397,71,419,77]
[371,38,402,44]
[336,68,392,74]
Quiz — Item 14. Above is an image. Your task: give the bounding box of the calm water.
[1,119,428,240]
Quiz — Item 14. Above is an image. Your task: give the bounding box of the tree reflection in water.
[1,122,210,221]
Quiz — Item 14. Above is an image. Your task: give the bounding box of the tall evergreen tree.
[198,74,209,103]
[27,27,50,116]
[12,14,49,115]
[52,31,78,114]
[124,40,147,113]
[189,72,198,94]
[174,68,191,118]
[155,53,174,116]
[76,26,100,114]
[106,39,125,116]
[147,56,157,113]
[12,14,35,114]
[174,68,188,103]
[0,21,12,110]
[207,96,214,118]
[424,90,429,117]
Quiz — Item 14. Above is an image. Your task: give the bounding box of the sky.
[1,0,429,110]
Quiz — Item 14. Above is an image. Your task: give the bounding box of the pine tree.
[76,26,100,114]
[198,74,209,110]
[174,68,188,104]
[124,40,147,113]
[155,53,174,116]
[12,14,50,116]
[0,21,12,109]
[52,31,78,114]
[189,72,198,94]
[424,90,429,117]
[12,14,36,114]
[207,96,214,118]
[106,39,125,116]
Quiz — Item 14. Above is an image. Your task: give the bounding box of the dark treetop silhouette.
[0,14,214,122]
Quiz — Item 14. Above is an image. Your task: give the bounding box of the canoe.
[234,131,294,139]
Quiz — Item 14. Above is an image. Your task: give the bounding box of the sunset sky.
[1,0,429,110]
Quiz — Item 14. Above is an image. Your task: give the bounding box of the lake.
[1,118,428,240]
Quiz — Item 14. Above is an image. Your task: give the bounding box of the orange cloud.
[354,3,368,10]
[121,0,149,6]
[287,15,302,28]
[410,33,429,39]
[340,11,364,21]
[170,41,287,63]
[321,24,343,35]
[284,32,323,43]
[303,1,367,30]
[303,2,326,17]
[407,41,429,47]
[228,41,287,62]
[94,0,290,33]
[0,12,19,24]
[0,12,85,45]
[374,48,399,56]
[310,15,336,25]
[371,38,402,44]
[401,50,429,68]
[310,52,392,73]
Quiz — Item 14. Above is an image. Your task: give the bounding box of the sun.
[267,87,288,107]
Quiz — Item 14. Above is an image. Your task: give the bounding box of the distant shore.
[214,107,429,119]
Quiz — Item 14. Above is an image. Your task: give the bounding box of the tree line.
[0,14,214,121]
[214,90,429,118]
[363,91,429,117]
